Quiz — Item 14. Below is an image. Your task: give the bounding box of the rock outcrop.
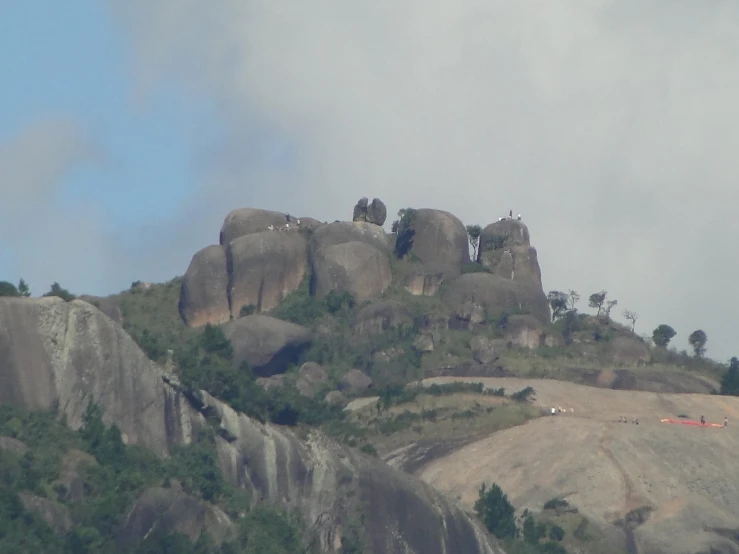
[478,219,542,286]
[223,315,312,377]
[0,297,501,554]
[296,362,329,397]
[0,297,186,457]
[352,197,387,226]
[219,208,290,246]
[117,486,235,550]
[309,221,393,301]
[442,273,550,325]
[226,231,307,315]
[338,369,373,396]
[179,245,231,327]
[396,209,469,268]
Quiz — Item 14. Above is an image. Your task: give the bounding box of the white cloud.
[109,0,739,360]
[0,118,114,296]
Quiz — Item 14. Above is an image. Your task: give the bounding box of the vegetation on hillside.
[0,403,313,554]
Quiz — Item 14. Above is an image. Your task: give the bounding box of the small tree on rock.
[588,291,607,316]
[466,225,482,262]
[603,299,618,322]
[474,482,517,540]
[547,291,569,320]
[623,310,638,332]
[567,290,580,311]
[18,279,30,297]
[688,329,707,358]
[43,282,75,302]
[652,324,676,348]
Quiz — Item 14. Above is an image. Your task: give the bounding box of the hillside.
[1,199,736,554]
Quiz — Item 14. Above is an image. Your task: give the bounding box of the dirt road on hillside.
[392,377,739,554]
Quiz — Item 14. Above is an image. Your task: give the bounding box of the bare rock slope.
[0,297,501,554]
[402,376,739,554]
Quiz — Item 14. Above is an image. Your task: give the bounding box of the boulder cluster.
[178,198,551,384]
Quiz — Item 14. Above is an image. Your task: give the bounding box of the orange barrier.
[660,418,724,428]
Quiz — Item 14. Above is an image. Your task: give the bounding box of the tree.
[0,281,19,297]
[43,282,75,302]
[466,225,482,262]
[588,291,607,316]
[474,482,517,540]
[652,324,676,348]
[688,329,707,358]
[17,279,30,297]
[720,357,739,396]
[603,299,618,321]
[623,310,638,332]
[547,291,569,320]
[567,290,580,311]
[549,524,565,542]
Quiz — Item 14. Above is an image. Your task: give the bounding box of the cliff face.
[0,296,501,554]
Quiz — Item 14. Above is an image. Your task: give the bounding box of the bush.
[511,386,535,402]
[239,304,256,317]
[720,357,739,396]
[474,482,517,540]
[42,282,76,302]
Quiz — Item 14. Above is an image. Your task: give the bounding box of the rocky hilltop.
[179,199,549,330]
[0,296,500,554]
[1,198,733,554]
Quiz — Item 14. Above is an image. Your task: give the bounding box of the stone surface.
[179,245,231,327]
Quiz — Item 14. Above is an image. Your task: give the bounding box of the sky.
[2,1,739,361]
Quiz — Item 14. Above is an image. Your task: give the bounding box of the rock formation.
[226,230,307,315]
[395,209,470,269]
[478,219,542,285]
[222,315,312,377]
[442,272,550,325]
[310,221,392,302]
[179,245,231,327]
[353,197,387,226]
[117,486,235,550]
[0,296,500,554]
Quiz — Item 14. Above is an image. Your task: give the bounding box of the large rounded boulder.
[478,219,542,285]
[442,273,550,324]
[395,209,469,268]
[310,222,392,302]
[179,245,231,327]
[220,208,290,246]
[226,231,307,315]
[223,315,312,377]
[311,242,392,302]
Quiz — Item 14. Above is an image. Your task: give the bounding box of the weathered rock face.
[0,297,189,457]
[442,273,550,325]
[311,221,390,255]
[312,242,392,302]
[353,198,387,226]
[223,315,312,377]
[220,208,290,246]
[310,221,393,302]
[179,245,231,327]
[504,315,544,349]
[397,209,469,268]
[471,336,500,365]
[404,263,457,297]
[478,220,542,286]
[117,486,235,551]
[226,231,307,315]
[0,435,28,455]
[0,297,501,554]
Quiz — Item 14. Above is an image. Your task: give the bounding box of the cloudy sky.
[2,1,739,360]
